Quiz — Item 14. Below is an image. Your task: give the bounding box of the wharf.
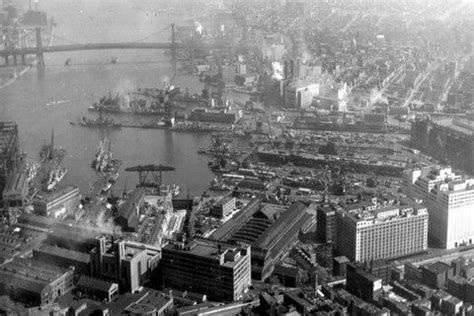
[87,160,121,199]
[87,173,109,199]
[121,122,233,134]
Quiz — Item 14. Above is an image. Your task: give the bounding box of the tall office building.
[404,167,474,249]
[317,204,337,243]
[336,201,428,262]
[160,239,251,302]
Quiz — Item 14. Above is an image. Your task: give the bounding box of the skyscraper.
[404,167,474,248]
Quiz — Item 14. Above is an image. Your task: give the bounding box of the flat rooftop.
[343,203,427,224]
[0,257,70,294]
[435,119,474,136]
[34,244,90,264]
[164,239,248,268]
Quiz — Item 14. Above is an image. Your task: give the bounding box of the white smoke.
[195,21,203,35]
[95,209,122,235]
[114,78,135,95]
[271,61,284,80]
[161,75,170,89]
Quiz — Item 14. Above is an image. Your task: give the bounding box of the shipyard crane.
[124,164,175,188]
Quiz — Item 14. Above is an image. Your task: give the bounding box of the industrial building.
[336,200,428,262]
[33,185,80,217]
[160,238,251,302]
[0,257,73,306]
[115,187,146,232]
[284,81,319,109]
[210,196,236,218]
[189,107,242,124]
[346,263,383,303]
[76,276,119,302]
[90,235,160,293]
[2,171,28,206]
[404,167,474,249]
[0,121,19,200]
[212,199,314,280]
[411,118,474,174]
[33,243,91,277]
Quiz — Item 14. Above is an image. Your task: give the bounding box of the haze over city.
[0,0,473,315]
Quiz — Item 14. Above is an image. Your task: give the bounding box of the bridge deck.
[0,42,176,56]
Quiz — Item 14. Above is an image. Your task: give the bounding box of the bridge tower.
[170,23,177,75]
[35,27,45,69]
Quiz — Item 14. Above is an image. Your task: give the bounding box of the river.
[0,0,215,196]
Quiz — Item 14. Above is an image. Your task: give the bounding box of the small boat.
[101,182,112,193]
[109,172,119,183]
[172,184,180,197]
[46,167,67,191]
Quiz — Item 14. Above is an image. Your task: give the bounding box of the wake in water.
[46,99,72,107]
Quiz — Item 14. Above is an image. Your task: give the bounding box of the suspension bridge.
[0,23,217,69]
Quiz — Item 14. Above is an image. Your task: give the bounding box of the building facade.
[404,167,474,249]
[0,257,73,306]
[90,236,160,293]
[161,239,251,302]
[336,201,428,262]
[411,118,474,174]
[316,205,337,244]
[211,196,236,218]
[33,186,80,217]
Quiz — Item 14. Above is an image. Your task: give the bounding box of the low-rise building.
[213,201,314,280]
[421,262,454,289]
[0,257,73,306]
[33,243,91,276]
[210,196,235,218]
[346,263,383,303]
[76,276,119,302]
[33,186,80,217]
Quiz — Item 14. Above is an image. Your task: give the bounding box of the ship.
[92,139,121,173]
[33,130,68,193]
[88,84,180,117]
[45,167,67,191]
[77,115,121,129]
[172,184,180,197]
[159,184,181,197]
[174,88,208,105]
[39,130,66,164]
[108,172,120,183]
[101,181,112,193]
[24,161,40,183]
